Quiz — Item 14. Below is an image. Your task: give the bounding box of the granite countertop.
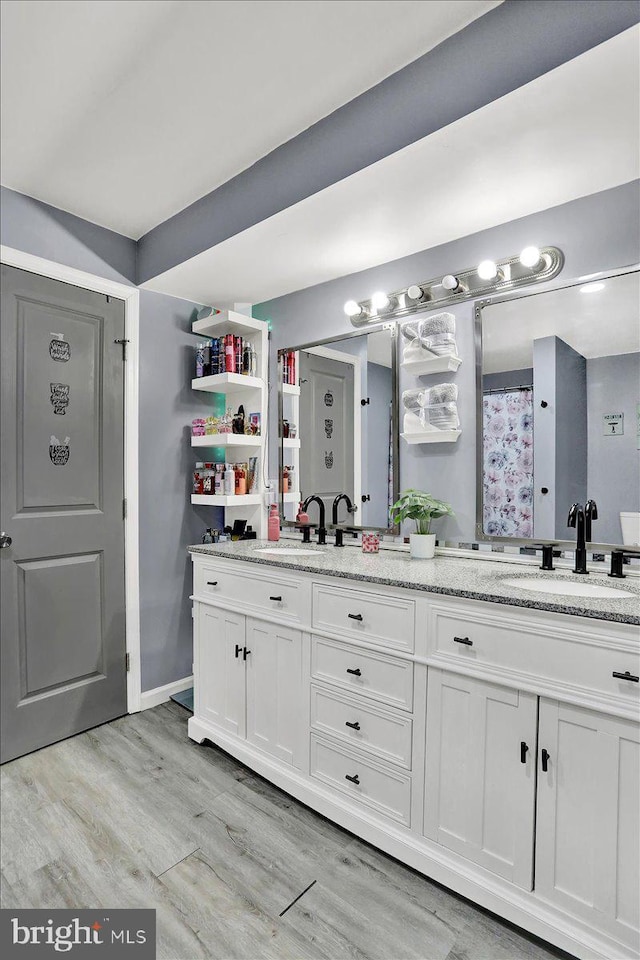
[188,541,640,626]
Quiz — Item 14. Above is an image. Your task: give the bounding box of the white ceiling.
[0,0,499,238]
[144,26,640,307]
[483,270,640,374]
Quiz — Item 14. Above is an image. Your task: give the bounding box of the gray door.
[299,350,355,519]
[1,265,127,763]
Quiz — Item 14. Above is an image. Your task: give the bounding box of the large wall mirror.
[278,325,399,532]
[476,267,640,548]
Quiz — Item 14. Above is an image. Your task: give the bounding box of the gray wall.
[1,187,206,692]
[254,180,640,542]
[483,369,533,392]
[587,352,640,544]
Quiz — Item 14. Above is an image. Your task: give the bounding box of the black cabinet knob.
[243,648,251,660]
[540,487,549,495]
[345,773,360,785]
[269,595,282,602]
[348,613,363,622]
[345,721,361,731]
[346,667,362,676]
[540,400,548,408]
[453,636,473,646]
[520,741,529,764]
[541,748,550,772]
[234,644,242,659]
[613,670,639,682]
[207,581,218,586]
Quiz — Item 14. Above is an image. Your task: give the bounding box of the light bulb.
[520,246,541,268]
[579,282,605,294]
[344,300,362,317]
[442,274,461,291]
[477,260,499,281]
[407,284,424,301]
[371,291,390,311]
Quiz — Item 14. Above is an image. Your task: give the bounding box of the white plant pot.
[409,532,436,559]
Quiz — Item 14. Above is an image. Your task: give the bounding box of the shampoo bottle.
[268,503,280,541]
[224,463,235,496]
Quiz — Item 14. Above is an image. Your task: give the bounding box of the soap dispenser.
[268,503,280,542]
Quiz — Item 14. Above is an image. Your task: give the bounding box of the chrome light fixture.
[347,246,564,326]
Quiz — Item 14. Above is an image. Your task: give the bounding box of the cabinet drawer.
[310,735,412,826]
[310,684,413,769]
[431,607,640,705]
[311,636,414,711]
[313,583,415,652]
[194,559,309,624]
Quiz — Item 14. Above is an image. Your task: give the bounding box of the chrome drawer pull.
[613,670,639,682]
[346,667,362,676]
[453,636,473,646]
[207,581,218,586]
[345,773,360,785]
[345,721,361,731]
[348,613,363,621]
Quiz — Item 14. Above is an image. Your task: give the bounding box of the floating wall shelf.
[191,434,262,448]
[192,372,263,395]
[282,383,301,396]
[401,429,462,445]
[192,310,265,340]
[191,494,263,507]
[402,355,462,376]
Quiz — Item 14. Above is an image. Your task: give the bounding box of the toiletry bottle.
[224,463,235,496]
[193,463,205,495]
[225,334,235,373]
[195,343,205,378]
[282,466,289,494]
[288,464,296,493]
[268,503,280,541]
[214,464,224,496]
[296,501,309,524]
[249,345,257,377]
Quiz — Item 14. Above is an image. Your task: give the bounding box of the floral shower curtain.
[482,388,534,537]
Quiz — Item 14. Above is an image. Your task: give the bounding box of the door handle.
[235,644,242,659]
[243,647,251,660]
[613,670,639,682]
[346,667,362,676]
[453,636,473,646]
[348,613,363,621]
[345,773,360,785]
[345,721,361,731]
[520,741,529,764]
[541,748,550,772]
[0,532,12,549]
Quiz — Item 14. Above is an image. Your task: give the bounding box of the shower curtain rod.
[483,384,533,396]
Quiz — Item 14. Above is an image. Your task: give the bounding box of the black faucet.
[585,499,598,542]
[332,493,355,526]
[567,503,588,574]
[609,548,640,579]
[533,544,556,571]
[302,495,327,545]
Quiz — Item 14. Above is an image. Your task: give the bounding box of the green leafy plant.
[390,489,454,535]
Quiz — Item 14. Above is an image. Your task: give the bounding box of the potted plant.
[390,489,454,559]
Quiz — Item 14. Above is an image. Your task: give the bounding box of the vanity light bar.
[347,246,564,327]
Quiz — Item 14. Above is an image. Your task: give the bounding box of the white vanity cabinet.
[535,700,640,952]
[423,669,538,890]
[189,553,640,960]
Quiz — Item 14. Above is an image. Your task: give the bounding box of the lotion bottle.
[224,463,235,496]
[268,503,280,541]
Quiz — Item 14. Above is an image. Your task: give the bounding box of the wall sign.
[603,412,624,436]
[50,383,70,415]
[323,391,334,407]
[49,435,70,465]
[324,418,334,438]
[324,451,334,469]
[49,334,71,362]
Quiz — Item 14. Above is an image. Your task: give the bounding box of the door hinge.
[114,338,129,360]
[122,498,127,520]
[125,652,130,672]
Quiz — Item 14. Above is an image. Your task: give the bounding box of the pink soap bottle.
[268,503,280,541]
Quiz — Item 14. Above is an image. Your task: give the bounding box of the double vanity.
[188,542,640,960]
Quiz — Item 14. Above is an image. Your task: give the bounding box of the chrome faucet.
[302,495,327,545]
[567,503,588,574]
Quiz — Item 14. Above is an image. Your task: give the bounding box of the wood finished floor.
[1,702,570,960]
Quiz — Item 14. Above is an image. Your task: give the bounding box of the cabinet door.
[424,669,537,889]
[194,604,246,738]
[535,700,640,951]
[245,618,303,767]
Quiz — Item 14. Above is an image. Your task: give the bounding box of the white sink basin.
[502,577,634,599]
[254,548,325,557]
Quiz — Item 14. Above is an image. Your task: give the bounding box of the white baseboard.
[139,676,193,711]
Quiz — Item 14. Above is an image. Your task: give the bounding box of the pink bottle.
[268,503,280,541]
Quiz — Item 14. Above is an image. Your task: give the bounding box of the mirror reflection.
[279,327,398,531]
[479,270,640,546]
